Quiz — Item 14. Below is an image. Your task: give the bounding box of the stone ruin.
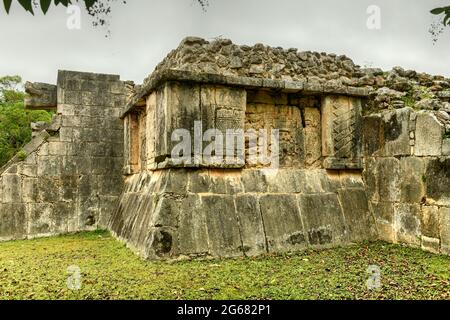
[1,37,449,259]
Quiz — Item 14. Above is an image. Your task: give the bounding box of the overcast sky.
[0,0,449,84]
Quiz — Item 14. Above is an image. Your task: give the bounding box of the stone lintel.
[120,69,370,118]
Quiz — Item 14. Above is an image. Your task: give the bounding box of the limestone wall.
[123,82,365,172]
[2,37,449,260]
[111,77,378,260]
[108,168,376,260]
[141,37,450,109]
[0,71,126,241]
[363,108,450,254]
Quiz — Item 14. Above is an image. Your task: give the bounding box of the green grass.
[0,230,448,300]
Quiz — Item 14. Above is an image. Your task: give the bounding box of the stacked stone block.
[0,70,126,240]
[2,37,449,260]
[108,168,376,260]
[363,108,450,254]
[112,70,377,260]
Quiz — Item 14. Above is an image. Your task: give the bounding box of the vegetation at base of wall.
[0,230,448,300]
[443,132,450,139]
[0,75,52,167]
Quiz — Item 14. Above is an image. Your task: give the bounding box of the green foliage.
[16,150,27,161]
[400,94,415,108]
[2,0,208,15]
[0,231,448,299]
[0,75,52,167]
[416,86,433,100]
[2,0,98,15]
[2,0,207,35]
[444,132,450,139]
[431,6,450,26]
[401,86,434,109]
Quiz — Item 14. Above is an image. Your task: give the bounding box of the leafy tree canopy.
[2,0,207,33]
[431,6,450,27]
[0,75,52,167]
[3,0,98,15]
[2,0,208,15]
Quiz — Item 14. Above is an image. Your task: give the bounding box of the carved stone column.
[321,95,363,170]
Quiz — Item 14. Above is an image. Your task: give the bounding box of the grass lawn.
[0,230,448,300]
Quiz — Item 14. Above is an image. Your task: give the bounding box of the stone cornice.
[121,69,370,118]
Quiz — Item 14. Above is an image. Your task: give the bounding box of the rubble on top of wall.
[149,37,361,82]
[133,37,450,115]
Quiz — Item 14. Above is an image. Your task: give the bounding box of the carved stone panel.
[304,107,322,168]
[150,82,246,169]
[123,112,142,175]
[201,85,246,167]
[322,95,363,169]
[245,100,304,169]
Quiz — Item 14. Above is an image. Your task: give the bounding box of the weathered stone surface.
[304,107,322,167]
[24,82,57,110]
[188,170,227,194]
[420,235,440,253]
[299,193,347,246]
[415,112,443,156]
[0,70,126,241]
[3,38,450,260]
[2,174,22,203]
[362,115,385,156]
[241,170,267,193]
[425,158,450,205]
[202,195,243,257]
[259,194,306,252]
[383,108,411,156]
[420,206,440,239]
[443,139,450,156]
[338,189,376,242]
[363,157,378,202]
[321,95,363,169]
[375,220,396,243]
[234,195,267,256]
[399,157,426,203]
[371,201,395,224]
[0,204,26,240]
[265,169,303,193]
[376,157,401,202]
[245,91,305,168]
[440,207,450,254]
[394,203,421,246]
[145,227,177,259]
[299,170,336,194]
[107,167,383,259]
[337,171,365,189]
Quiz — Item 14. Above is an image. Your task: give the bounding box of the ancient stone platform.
[1,37,449,258]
